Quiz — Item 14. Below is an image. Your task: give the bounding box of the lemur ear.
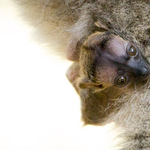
[95,21,109,32]
[79,77,104,89]
[66,20,110,61]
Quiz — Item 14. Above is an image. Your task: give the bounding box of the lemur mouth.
[141,74,149,79]
[133,69,150,82]
[138,64,150,79]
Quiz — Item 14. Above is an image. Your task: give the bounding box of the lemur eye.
[129,46,137,56]
[115,75,128,87]
[127,43,138,57]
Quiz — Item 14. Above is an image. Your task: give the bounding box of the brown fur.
[13,0,150,149]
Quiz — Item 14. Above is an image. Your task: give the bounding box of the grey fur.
[13,0,150,149]
[13,0,150,57]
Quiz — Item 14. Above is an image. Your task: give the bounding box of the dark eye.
[114,75,128,87]
[128,45,137,57]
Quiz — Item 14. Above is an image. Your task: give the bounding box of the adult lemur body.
[14,0,150,149]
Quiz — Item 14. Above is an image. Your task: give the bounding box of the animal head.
[79,30,150,90]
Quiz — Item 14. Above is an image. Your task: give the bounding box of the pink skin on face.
[107,36,129,57]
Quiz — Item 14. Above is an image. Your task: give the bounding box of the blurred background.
[0,0,119,149]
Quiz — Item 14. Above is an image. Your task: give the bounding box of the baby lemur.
[14,0,150,149]
[67,30,150,124]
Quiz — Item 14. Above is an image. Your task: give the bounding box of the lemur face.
[79,32,150,89]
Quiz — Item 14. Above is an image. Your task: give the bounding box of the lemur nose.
[141,65,150,78]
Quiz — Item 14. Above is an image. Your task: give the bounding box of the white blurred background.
[0,0,119,150]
